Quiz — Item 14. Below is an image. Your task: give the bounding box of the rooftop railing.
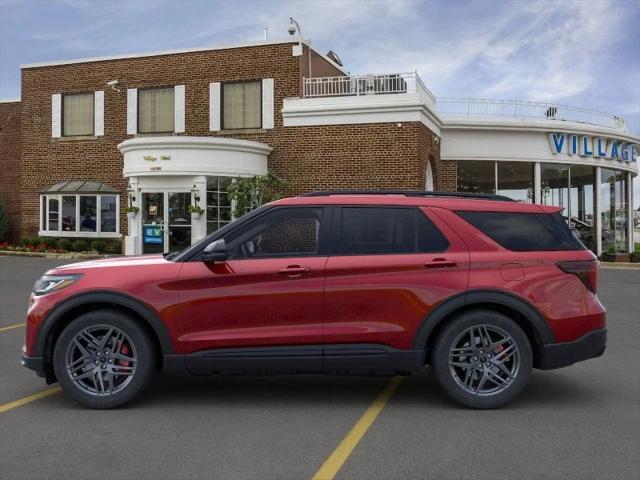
[301,73,628,132]
[303,72,435,102]
[436,98,628,132]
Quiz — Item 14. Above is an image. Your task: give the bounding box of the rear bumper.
[537,328,607,370]
[21,353,46,378]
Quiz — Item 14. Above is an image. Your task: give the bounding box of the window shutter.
[209,82,221,131]
[127,88,137,134]
[262,78,274,129]
[174,85,185,133]
[51,94,62,138]
[94,91,104,136]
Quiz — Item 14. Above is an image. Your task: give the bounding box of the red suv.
[22,191,606,409]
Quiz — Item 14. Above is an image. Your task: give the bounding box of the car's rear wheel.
[431,310,532,409]
[53,310,156,409]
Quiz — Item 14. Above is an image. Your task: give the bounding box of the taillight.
[556,260,598,293]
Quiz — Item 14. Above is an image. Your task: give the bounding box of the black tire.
[431,310,532,409]
[53,310,156,409]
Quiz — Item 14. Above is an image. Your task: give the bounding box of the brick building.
[0,38,637,255]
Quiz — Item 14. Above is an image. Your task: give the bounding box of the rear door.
[323,206,469,351]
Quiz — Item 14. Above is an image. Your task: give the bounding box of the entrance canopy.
[41,180,119,194]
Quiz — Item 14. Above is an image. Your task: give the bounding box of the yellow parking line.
[0,386,62,414]
[0,323,25,333]
[312,376,403,480]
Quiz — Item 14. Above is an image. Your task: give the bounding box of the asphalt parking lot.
[0,256,638,480]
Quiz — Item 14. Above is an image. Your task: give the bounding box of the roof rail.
[300,190,514,202]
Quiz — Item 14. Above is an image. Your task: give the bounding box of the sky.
[1,0,639,204]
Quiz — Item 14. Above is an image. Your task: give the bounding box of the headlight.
[33,274,81,296]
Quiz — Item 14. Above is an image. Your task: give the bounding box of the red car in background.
[22,191,606,409]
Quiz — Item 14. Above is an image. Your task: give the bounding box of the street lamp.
[288,17,312,80]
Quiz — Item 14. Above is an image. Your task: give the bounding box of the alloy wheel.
[65,324,137,396]
[448,324,520,396]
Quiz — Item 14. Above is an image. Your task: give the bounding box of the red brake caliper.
[118,343,131,367]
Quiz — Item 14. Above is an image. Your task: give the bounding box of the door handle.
[278,266,311,276]
[424,258,457,269]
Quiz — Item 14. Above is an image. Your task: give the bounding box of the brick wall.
[16,41,442,242]
[0,101,21,242]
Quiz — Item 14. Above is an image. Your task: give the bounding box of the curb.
[0,250,117,260]
[600,262,640,269]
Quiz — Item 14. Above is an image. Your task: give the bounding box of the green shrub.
[105,240,122,255]
[38,237,57,249]
[58,238,73,252]
[20,236,38,247]
[90,240,106,253]
[71,239,89,252]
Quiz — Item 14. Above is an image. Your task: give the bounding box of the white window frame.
[52,91,104,138]
[39,193,121,238]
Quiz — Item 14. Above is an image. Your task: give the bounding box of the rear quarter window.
[456,211,585,251]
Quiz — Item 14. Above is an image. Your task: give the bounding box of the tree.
[0,195,9,242]
[227,173,287,218]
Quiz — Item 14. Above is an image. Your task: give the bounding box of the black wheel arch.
[414,290,555,368]
[35,291,174,382]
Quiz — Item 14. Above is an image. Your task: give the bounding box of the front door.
[175,206,329,363]
[142,192,192,254]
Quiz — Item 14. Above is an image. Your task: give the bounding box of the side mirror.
[202,239,229,262]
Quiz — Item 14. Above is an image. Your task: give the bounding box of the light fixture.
[191,185,200,203]
[288,17,311,79]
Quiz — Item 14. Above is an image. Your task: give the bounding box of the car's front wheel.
[431,310,532,409]
[53,310,156,409]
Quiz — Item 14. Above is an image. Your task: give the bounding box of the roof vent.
[326,50,343,66]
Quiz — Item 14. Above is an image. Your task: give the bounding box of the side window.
[456,211,586,251]
[226,207,323,259]
[339,207,448,255]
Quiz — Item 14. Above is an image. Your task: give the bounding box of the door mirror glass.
[202,238,228,262]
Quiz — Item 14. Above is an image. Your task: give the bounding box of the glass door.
[142,192,165,254]
[168,192,191,252]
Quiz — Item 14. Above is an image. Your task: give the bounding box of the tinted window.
[226,207,323,258]
[457,211,585,251]
[339,207,448,255]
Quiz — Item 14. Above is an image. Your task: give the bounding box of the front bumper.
[537,328,607,370]
[21,352,46,378]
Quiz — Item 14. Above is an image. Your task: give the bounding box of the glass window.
[48,197,59,231]
[602,169,629,253]
[226,207,322,258]
[457,211,584,252]
[41,196,46,231]
[61,196,76,232]
[223,81,261,129]
[100,195,117,233]
[339,207,448,255]
[615,171,628,252]
[497,162,534,203]
[206,176,233,234]
[79,196,97,232]
[601,169,616,253]
[138,88,175,133]
[63,93,94,136]
[569,165,595,252]
[540,163,569,212]
[457,161,495,194]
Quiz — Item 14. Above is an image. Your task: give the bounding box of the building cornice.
[21,38,301,69]
[440,116,639,144]
[117,136,273,156]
